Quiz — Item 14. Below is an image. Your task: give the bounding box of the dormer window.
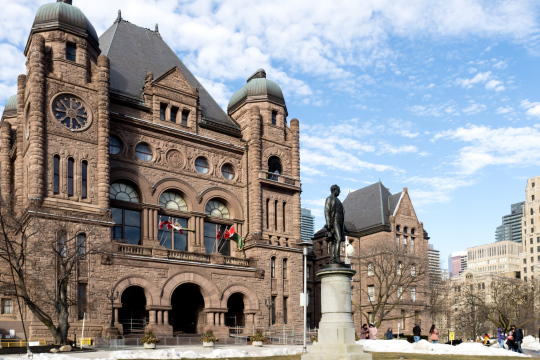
[160,103,167,120]
[181,110,189,126]
[66,43,76,62]
[272,111,277,125]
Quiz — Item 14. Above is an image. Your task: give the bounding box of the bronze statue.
[324,184,346,264]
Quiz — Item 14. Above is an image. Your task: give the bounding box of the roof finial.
[155,23,160,34]
[115,10,122,23]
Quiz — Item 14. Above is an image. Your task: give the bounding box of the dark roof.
[99,19,238,130]
[343,182,402,232]
[33,1,98,47]
[2,95,17,117]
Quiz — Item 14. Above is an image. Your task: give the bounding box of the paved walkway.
[524,349,540,358]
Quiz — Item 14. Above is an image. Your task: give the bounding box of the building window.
[368,263,374,276]
[401,310,405,329]
[67,158,74,196]
[537,237,540,243]
[81,161,87,199]
[205,199,230,218]
[160,103,167,120]
[396,225,400,232]
[307,265,311,279]
[111,208,141,245]
[533,182,536,187]
[271,257,275,278]
[411,264,416,277]
[525,276,528,282]
[532,248,534,254]
[110,136,122,154]
[271,111,277,125]
[403,237,407,253]
[110,182,140,203]
[2,299,12,314]
[533,195,535,201]
[411,228,415,235]
[181,110,189,126]
[524,267,527,273]
[159,216,188,251]
[411,286,416,302]
[397,262,402,275]
[136,144,152,162]
[78,284,87,320]
[57,232,67,258]
[531,238,534,245]
[271,296,276,324]
[368,286,375,302]
[53,155,60,194]
[283,297,288,324]
[195,157,209,174]
[283,202,287,232]
[410,238,415,253]
[202,222,229,255]
[170,107,178,123]
[404,227,408,233]
[283,259,288,279]
[274,200,278,231]
[307,288,311,305]
[397,286,403,300]
[478,283,481,290]
[221,164,235,180]
[524,258,527,264]
[77,233,86,259]
[266,199,270,229]
[532,208,534,216]
[268,156,282,177]
[66,43,76,62]
[159,191,188,211]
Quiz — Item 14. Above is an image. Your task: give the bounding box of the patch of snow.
[356,339,530,357]
[522,335,540,351]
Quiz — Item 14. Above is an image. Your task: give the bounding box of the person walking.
[412,323,421,343]
[361,324,368,340]
[507,327,517,352]
[429,324,439,344]
[497,328,505,348]
[386,328,393,340]
[368,323,378,340]
[514,326,524,354]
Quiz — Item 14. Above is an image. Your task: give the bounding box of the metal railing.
[95,335,249,349]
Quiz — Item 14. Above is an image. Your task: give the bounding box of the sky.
[2,0,540,267]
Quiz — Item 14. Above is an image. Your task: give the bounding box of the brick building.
[310,183,430,335]
[0,0,304,339]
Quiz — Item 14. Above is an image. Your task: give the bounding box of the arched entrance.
[225,293,245,326]
[118,286,149,335]
[171,284,205,334]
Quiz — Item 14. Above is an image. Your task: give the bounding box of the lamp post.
[264,297,272,330]
[107,288,119,329]
[299,239,313,353]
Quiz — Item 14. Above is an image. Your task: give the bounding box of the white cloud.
[493,60,508,69]
[521,99,540,118]
[468,67,477,73]
[485,79,505,91]
[406,176,475,206]
[455,71,491,88]
[378,144,418,155]
[433,125,540,174]
[462,102,487,115]
[408,101,458,117]
[301,165,326,177]
[495,106,513,114]
[485,46,491,51]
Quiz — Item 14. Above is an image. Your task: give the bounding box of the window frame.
[160,103,167,120]
[67,157,74,197]
[271,111,277,125]
[181,110,189,126]
[221,163,235,180]
[170,107,179,123]
[136,144,153,162]
[77,233,86,259]
[53,155,60,194]
[283,258,288,279]
[81,160,88,199]
[109,136,122,154]
[111,207,142,245]
[195,157,210,174]
[66,43,76,62]
[271,257,276,278]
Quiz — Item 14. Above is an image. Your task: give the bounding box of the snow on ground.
[522,335,540,351]
[356,339,530,357]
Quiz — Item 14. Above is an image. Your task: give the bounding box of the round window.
[136,144,152,162]
[195,157,209,174]
[51,94,92,131]
[110,136,121,154]
[221,164,235,180]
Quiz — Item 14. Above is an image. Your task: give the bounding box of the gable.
[153,67,196,96]
[394,191,418,220]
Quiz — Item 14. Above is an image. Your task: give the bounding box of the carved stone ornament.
[167,149,183,168]
[254,269,265,279]
[101,254,113,265]
[50,93,93,132]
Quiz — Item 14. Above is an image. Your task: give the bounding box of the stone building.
[466,240,521,275]
[0,0,304,339]
[310,182,430,336]
[521,176,540,282]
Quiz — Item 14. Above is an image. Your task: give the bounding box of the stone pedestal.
[302,265,371,360]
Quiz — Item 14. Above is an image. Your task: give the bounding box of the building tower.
[301,208,315,242]
[448,251,467,278]
[495,202,524,243]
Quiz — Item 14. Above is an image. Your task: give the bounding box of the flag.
[225,226,244,250]
[159,220,172,229]
[174,221,195,234]
[216,231,221,240]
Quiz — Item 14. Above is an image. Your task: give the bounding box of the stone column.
[164,311,169,325]
[27,34,46,201]
[15,74,26,206]
[290,118,301,243]
[114,308,119,324]
[248,107,262,238]
[206,312,214,326]
[215,313,220,326]
[153,209,158,241]
[199,217,205,246]
[149,310,156,324]
[157,311,163,325]
[143,208,149,242]
[0,121,12,205]
[220,313,225,326]
[188,217,195,250]
[97,55,110,210]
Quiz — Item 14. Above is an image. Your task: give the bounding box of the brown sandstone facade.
[0,0,303,340]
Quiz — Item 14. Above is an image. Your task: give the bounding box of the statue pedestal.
[302,265,371,360]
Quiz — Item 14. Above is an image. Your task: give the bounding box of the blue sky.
[2,0,540,267]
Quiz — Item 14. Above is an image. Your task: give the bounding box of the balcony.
[116,243,252,267]
[258,170,300,189]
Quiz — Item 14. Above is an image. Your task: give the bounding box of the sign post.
[449,331,454,346]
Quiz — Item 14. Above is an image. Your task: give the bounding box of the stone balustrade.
[258,170,300,187]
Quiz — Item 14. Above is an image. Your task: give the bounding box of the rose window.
[51,94,91,131]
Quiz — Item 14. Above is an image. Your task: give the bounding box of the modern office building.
[448,251,467,277]
[301,208,315,242]
[496,202,525,243]
[466,241,521,274]
[428,244,441,283]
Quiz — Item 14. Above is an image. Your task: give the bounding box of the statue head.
[330,184,340,197]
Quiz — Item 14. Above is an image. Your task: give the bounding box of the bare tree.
[0,200,112,344]
[453,293,490,341]
[353,241,429,328]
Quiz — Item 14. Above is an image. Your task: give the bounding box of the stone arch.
[262,146,291,175]
[113,275,161,306]
[200,187,244,219]
[152,177,198,211]
[161,272,220,308]
[220,284,260,310]
[110,167,151,203]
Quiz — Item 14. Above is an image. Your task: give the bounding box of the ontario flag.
[225,226,244,250]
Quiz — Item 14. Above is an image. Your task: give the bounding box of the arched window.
[159,191,187,211]
[81,161,88,199]
[57,232,67,258]
[53,155,60,194]
[221,164,235,180]
[77,233,86,259]
[403,227,408,234]
[67,158,74,196]
[195,157,209,174]
[268,156,282,179]
[110,182,140,203]
[411,228,415,235]
[110,136,121,154]
[396,225,400,232]
[283,259,288,279]
[136,144,152,162]
[205,199,230,218]
[271,257,276,278]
